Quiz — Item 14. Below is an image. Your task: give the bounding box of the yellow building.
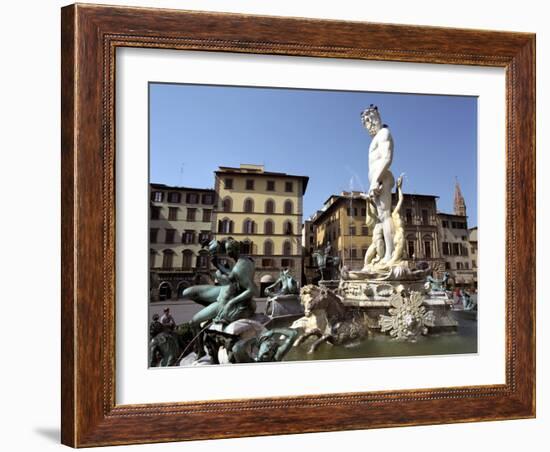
[212,164,309,294]
[313,192,372,270]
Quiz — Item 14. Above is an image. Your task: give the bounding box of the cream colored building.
[212,164,308,294]
[469,226,478,288]
[149,183,216,301]
[437,213,475,288]
[436,182,476,289]
[313,192,372,270]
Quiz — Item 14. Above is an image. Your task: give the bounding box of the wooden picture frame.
[61,3,535,447]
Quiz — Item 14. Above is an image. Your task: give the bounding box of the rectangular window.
[361,208,366,217]
[457,262,463,270]
[350,248,357,258]
[202,209,211,223]
[445,262,451,270]
[186,193,199,204]
[151,191,163,202]
[422,209,429,225]
[198,231,210,244]
[266,180,275,191]
[406,209,413,224]
[186,208,197,221]
[167,192,181,203]
[151,206,161,220]
[424,241,432,258]
[281,258,294,268]
[149,228,159,243]
[182,230,195,244]
[349,225,356,235]
[472,260,477,268]
[245,179,255,190]
[442,220,449,228]
[442,242,450,255]
[452,243,460,256]
[165,229,176,244]
[461,244,469,256]
[464,262,469,269]
[168,207,178,221]
[361,225,369,236]
[285,181,293,192]
[202,193,214,204]
[224,178,233,189]
[262,258,274,268]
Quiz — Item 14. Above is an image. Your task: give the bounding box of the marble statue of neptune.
[361,105,396,264]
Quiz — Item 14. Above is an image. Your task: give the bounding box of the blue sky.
[149,83,478,226]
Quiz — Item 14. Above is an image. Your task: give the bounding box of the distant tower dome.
[454,179,467,216]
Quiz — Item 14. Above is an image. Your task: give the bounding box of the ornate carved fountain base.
[338,278,457,330]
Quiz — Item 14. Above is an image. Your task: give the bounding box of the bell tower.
[453,179,467,217]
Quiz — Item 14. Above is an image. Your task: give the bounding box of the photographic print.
[61,5,536,445]
[147,83,479,367]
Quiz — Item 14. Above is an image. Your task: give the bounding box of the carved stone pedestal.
[265,294,304,317]
[318,279,340,290]
[338,279,457,330]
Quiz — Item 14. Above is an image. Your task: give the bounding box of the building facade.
[212,164,309,294]
[469,226,478,288]
[312,191,444,272]
[313,192,372,270]
[400,194,445,272]
[437,213,475,288]
[149,183,216,301]
[435,183,476,288]
[301,219,317,283]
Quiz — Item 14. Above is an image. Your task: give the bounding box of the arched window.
[264,240,274,256]
[218,218,233,234]
[162,249,175,268]
[196,250,209,268]
[264,219,274,235]
[282,240,292,256]
[241,240,253,255]
[222,197,232,212]
[265,199,275,214]
[283,220,293,235]
[243,219,256,234]
[149,249,157,268]
[176,282,189,299]
[422,234,434,259]
[158,282,172,301]
[182,250,193,269]
[284,200,293,215]
[243,198,254,213]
